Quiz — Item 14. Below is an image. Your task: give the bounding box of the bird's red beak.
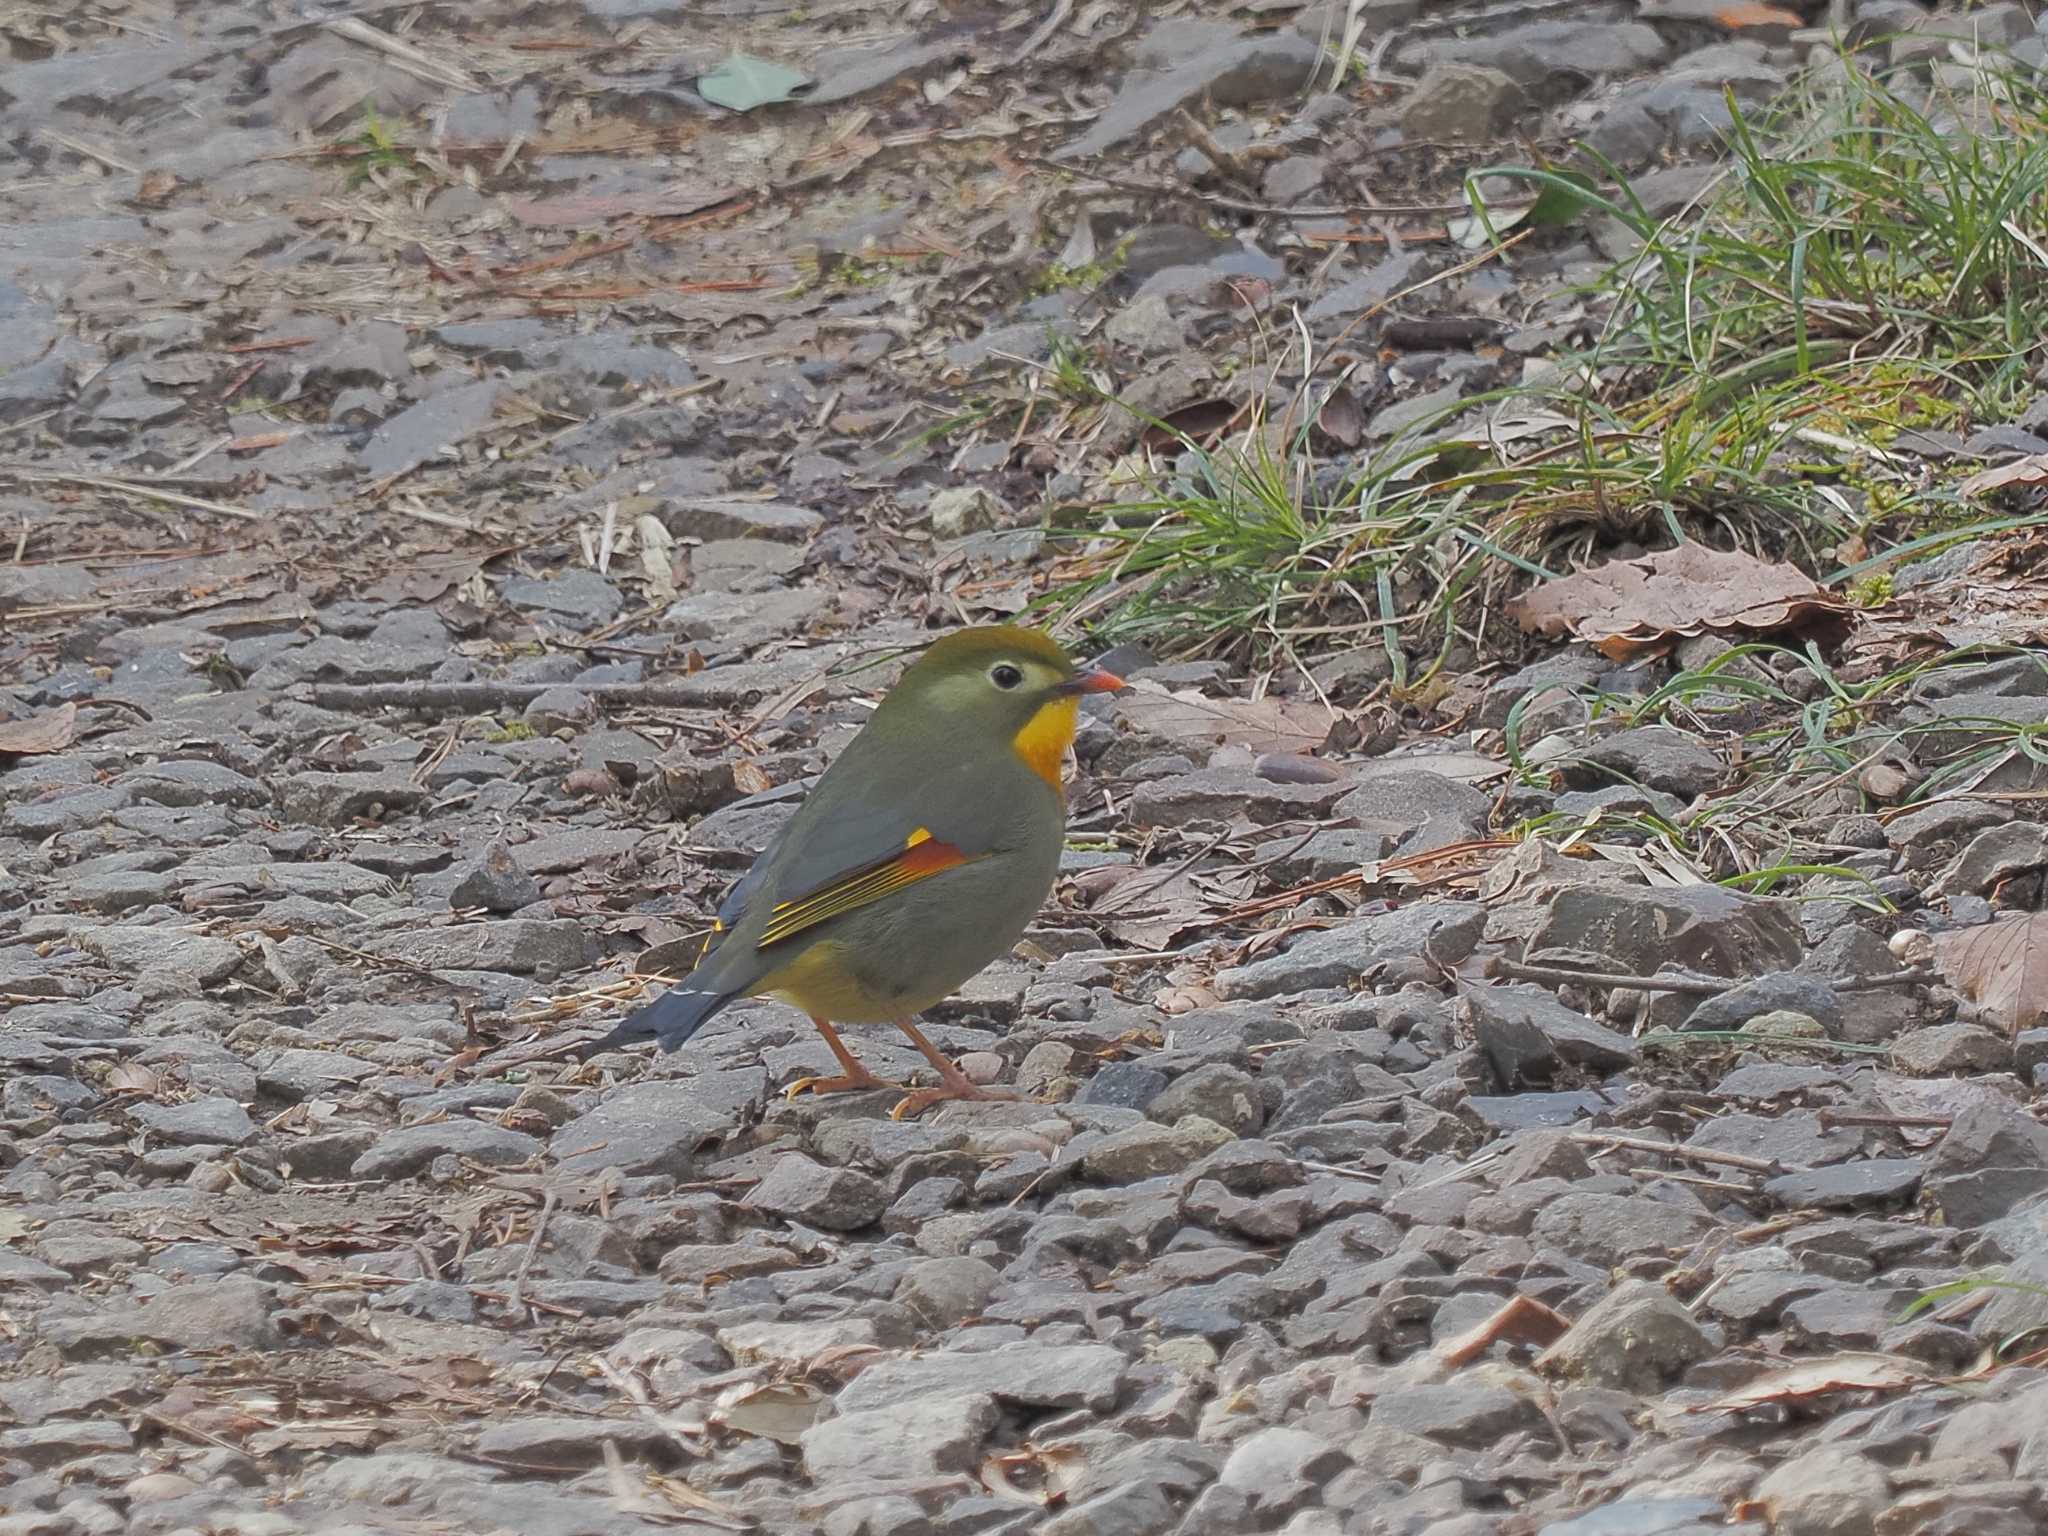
[1057,666,1124,696]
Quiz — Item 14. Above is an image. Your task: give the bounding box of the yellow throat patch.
[1012,695,1079,790]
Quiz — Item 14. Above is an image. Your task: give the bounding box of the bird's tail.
[584,977,743,1055]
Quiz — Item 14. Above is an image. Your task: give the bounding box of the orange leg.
[888,1017,1026,1120]
[783,1016,902,1100]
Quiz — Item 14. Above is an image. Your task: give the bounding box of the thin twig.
[1486,957,1936,996]
[508,1189,557,1315]
[1571,1130,1787,1177]
[309,680,727,712]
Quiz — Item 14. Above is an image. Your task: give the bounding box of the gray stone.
[1150,1063,1264,1136]
[837,1343,1127,1415]
[1466,983,1638,1088]
[38,1278,280,1356]
[1537,1498,1733,1536]
[361,379,504,477]
[132,1098,254,1147]
[352,1120,543,1181]
[1130,768,1350,828]
[895,1257,1000,1328]
[1371,1378,1534,1446]
[1400,63,1523,141]
[802,1393,998,1482]
[1765,1159,1923,1211]
[1217,1425,1351,1520]
[1538,1280,1713,1392]
[70,925,243,984]
[1079,1061,1170,1110]
[353,918,594,978]
[1684,972,1844,1035]
[1892,1023,2013,1075]
[1214,902,1486,999]
[1082,1116,1236,1182]
[1754,1446,1890,1536]
[1564,725,1723,797]
[1525,884,1803,985]
[451,841,544,912]
[1531,1194,1719,1264]
[1414,20,1669,100]
[1058,33,1323,160]
[473,1413,670,1468]
[275,769,427,827]
[1040,1480,1177,1536]
[747,1154,888,1232]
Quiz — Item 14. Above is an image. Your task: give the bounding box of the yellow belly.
[753,940,950,1024]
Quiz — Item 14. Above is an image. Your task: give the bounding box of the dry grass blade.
[1930,913,2048,1040]
[1691,1352,1931,1414]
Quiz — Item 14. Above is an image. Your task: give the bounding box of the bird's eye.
[990,663,1024,690]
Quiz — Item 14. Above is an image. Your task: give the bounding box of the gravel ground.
[6,2,2048,1534]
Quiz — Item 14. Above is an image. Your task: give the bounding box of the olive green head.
[869,625,1123,784]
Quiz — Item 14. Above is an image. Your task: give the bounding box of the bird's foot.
[889,1063,1027,1121]
[783,1067,902,1100]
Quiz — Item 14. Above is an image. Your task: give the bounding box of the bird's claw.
[888,1081,1027,1121]
[783,1070,901,1101]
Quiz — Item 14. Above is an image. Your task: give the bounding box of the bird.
[591,624,1124,1118]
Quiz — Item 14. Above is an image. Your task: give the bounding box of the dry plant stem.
[310,680,729,712]
[1486,957,1936,995]
[1570,1130,1788,1177]
[507,1188,557,1315]
[1817,1111,1954,1130]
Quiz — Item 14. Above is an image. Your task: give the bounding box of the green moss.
[1030,236,1132,297]
[486,720,538,743]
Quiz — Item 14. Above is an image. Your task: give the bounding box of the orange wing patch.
[757,833,974,948]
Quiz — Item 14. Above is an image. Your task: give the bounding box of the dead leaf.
[1710,1,1802,29]
[105,1061,162,1096]
[0,703,77,756]
[1078,862,1250,953]
[1442,1293,1570,1367]
[1137,398,1246,453]
[1692,1352,1931,1414]
[980,1443,1090,1507]
[1505,543,1851,661]
[1959,453,2048,499]
[1930,913,2048,1040]
[709,1381,826,1443]
[1114,682,1335,757]
[1314,385,1366,449]
[1859,761,1913,801]
[732,760,775,796]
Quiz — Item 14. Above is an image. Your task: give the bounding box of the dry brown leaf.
[1692,1352,1930,1414]
[105,1061,162,1096]
[1712,1,1801,28]
[709,1381,827,1443]
[1137,398,1246,453]
[1082,863,1239,953]
[1506,543,1850,661]
[0,703,77,756]
[732,760,775,796]
[1958,453,2048,499]
[980,1444,1090,1507]
[1315,385,1366,449]
[1114,683,1335,757]
[1441,1293,1570,1367]
[1930,913,2048,1040]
